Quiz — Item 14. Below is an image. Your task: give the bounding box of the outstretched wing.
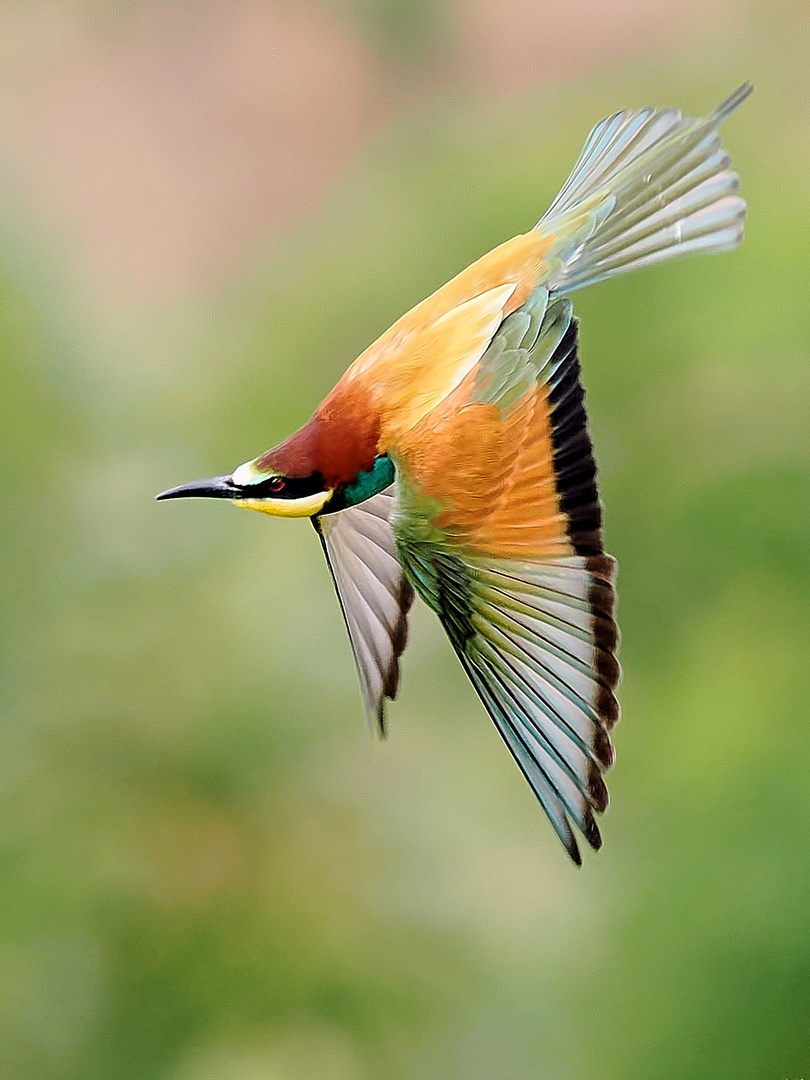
[315,486,414,735]
[394,288,620,862]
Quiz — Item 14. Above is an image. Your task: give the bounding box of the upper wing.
[393,288,620,862]
[315,486,414,735]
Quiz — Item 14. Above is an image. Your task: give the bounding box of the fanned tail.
[539,83,752,294]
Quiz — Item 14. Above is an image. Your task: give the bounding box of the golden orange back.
[336,230,556,436]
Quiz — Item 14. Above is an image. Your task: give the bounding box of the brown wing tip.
[592,725,615,770]
[586,553,620,846]
[567,834,583,866]
[588,554,621,738]
[374,703,388,739]
[586,552,617,583]
[583,810,603,852]
[381,579,415,698]
[376,579,416,738]
[587,765,610,813]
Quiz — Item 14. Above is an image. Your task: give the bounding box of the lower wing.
[393,287,620,862]
[315,486,413,735]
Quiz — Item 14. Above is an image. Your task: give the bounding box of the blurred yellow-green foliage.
[1,1,809,1078]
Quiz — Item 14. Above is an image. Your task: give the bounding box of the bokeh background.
[1,1,809,1077]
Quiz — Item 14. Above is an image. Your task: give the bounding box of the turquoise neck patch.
[325,455,395,513]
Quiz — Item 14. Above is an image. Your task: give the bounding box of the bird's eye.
[246,471,325,500]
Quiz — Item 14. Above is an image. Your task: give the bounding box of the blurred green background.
[1,1,809,1077]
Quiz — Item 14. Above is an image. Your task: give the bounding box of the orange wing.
[396,378,572,560]
[393,289,594,561]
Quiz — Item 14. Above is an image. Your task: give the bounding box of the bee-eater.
[158,85,750,863]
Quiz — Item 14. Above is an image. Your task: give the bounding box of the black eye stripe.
[245,472,327,500]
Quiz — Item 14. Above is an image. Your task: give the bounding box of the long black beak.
[156,476,241,501]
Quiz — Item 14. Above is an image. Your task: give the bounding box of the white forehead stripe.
[232,460,269,486]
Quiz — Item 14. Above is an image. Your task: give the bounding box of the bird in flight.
[158,84,751,863]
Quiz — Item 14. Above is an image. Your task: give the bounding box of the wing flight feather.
[393,288,620,860]
[316,486,413,734]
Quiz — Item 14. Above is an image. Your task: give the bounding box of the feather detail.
[538,83,751,293]
[397,541,619,864]
[393,290,600,562]
[393,287,619,859]
[378,284,517,443]
[315,486,414,734]
[331,232,555,444]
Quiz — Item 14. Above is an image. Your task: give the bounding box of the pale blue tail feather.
[539,83,752,294]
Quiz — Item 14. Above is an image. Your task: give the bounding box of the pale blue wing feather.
[539,83,751,293]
